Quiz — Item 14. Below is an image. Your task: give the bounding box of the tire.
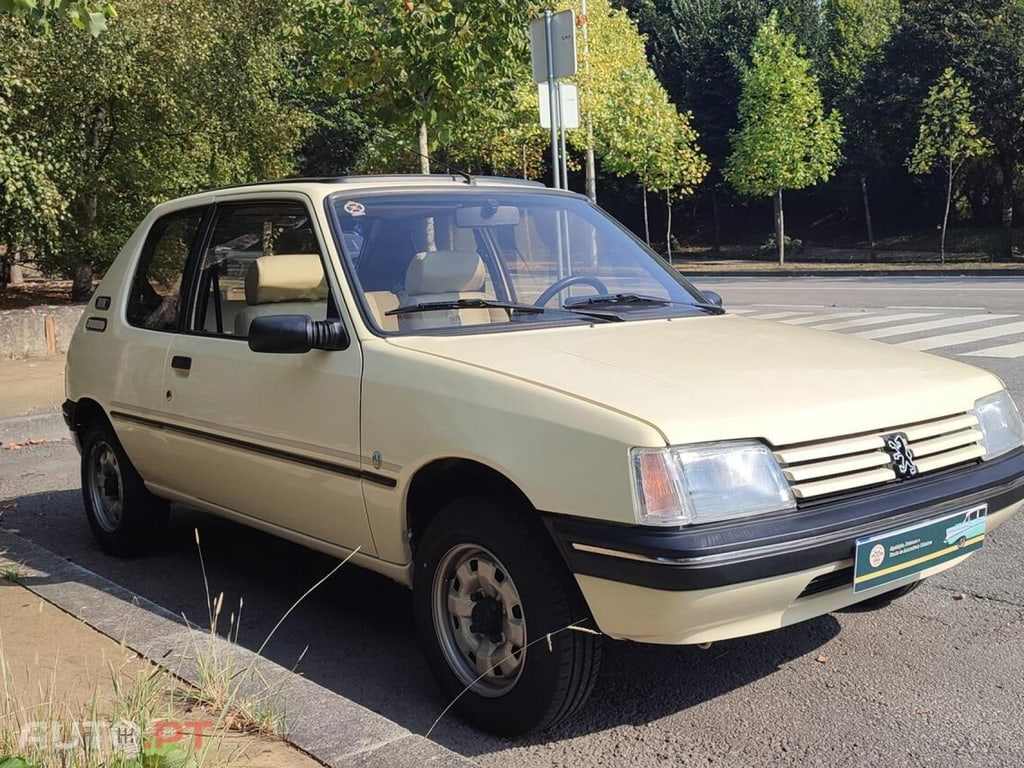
[956,535,967,549]
[80,419,169,557]
[845,579,923,611]
[414,495,602,736]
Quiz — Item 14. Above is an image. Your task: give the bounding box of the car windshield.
[326,188,714,334]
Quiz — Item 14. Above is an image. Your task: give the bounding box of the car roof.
[175,174,543,200]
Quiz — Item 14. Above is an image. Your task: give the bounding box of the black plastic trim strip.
[109,410,397,488]
[543,446,1024,592]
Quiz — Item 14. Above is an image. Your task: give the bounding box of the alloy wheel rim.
[88,441,124,533]
[432,543,527,697]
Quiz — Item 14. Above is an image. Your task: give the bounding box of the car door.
[107,204,211,490]
[157,196,374,554]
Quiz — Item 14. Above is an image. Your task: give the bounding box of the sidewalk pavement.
[0,534,479,768]
[0,353,68,448]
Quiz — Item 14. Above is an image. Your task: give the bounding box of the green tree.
[820,0,899,257]
[907,68,991,263]
[300,0,535,174]
[571,0,707,244]
[725,12,841,264]
[871,0,1024,259]
[6,0,309,297]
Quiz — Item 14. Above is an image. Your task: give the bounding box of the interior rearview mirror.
[455,203,520,228]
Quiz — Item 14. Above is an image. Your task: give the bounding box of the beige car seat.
[234,253,329,336]
[398,250,505,331]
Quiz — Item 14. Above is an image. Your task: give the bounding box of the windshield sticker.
[343,200,366,217]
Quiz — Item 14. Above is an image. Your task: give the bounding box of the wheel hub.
[470,594,504,642]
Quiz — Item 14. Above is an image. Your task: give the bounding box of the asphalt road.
[2,276,1023,767]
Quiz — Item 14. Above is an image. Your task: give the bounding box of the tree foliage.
[299,0,536,172]
[907,68,991,262]
[0,0,309,295]
[0,0,116,34]
[725,12,841,262]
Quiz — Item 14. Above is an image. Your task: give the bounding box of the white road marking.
[897,320,1024,351]
[889,305,987,311]
[962,341,1024,359]
[806,312,937,331]
[852,314,1015,340]
[744,310,818,321]
[777,311,868,325]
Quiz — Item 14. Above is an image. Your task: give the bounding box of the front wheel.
[414,496,602,736]
[81,420,169,557]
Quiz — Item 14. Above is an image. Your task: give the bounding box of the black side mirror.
[248,315,349,353]
[702,290,724,308]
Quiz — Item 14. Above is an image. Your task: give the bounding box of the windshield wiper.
[386,298,621,323]
[385,298,549,316]
[563,293,726,316]
[563,293,670,308]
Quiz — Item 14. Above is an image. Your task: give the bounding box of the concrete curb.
[0,532,479,768]
[0,411,68,445]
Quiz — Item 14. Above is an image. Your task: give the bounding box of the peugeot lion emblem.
[883,432,918,480]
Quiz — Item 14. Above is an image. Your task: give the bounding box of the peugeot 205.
[64,175,1024,735]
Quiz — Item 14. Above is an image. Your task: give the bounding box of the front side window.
[127,208,205,331]
[189,202,329,338]
[327,189,710,335]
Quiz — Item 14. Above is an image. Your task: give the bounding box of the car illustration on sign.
[944,506,988,547]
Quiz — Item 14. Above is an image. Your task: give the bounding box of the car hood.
[385,315,1002,446]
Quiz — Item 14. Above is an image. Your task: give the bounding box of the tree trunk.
[774,188,785,266]
[666,190,673,265]
[72,263,94,302]
[417,120,430,174]
[711,187,721,253]
[642,184,650,246]
[860,173,876,260]
[940,166,953,266]
[1000,157,1014,261]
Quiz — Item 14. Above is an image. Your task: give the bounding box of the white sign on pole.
[538,83,580,129]
[529,9,577,83]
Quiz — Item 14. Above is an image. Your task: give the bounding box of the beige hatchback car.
[65,175,1024,735]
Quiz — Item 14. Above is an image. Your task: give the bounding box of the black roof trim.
[206,174,545,194]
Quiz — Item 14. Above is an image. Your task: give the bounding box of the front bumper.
[544,447,1024,643]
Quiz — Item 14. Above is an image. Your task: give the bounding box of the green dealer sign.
[854,503,987,593]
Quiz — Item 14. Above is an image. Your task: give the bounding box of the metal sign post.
[530,10,577,191]
[544,11,560,189]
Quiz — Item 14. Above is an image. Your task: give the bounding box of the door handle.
[170,355,192,371]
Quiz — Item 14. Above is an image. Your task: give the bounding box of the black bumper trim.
[62,399,76,430]
[544,447,1024,592]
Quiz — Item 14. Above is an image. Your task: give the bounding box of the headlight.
[630,440,795,526]
[974,390,1024,459]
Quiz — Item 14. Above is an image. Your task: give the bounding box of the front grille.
[774,413,984,501]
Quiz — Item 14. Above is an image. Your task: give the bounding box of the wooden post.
[44,315,56,356]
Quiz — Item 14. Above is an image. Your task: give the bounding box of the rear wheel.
[414,496,602,736]
[81,420,169,557]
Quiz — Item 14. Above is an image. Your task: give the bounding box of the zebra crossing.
[731,305,1024,360]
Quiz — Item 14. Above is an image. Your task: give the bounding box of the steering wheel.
[533,275,609,307]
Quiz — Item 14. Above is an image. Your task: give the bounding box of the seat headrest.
[244,254,328,306]
[405,250,485,296]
